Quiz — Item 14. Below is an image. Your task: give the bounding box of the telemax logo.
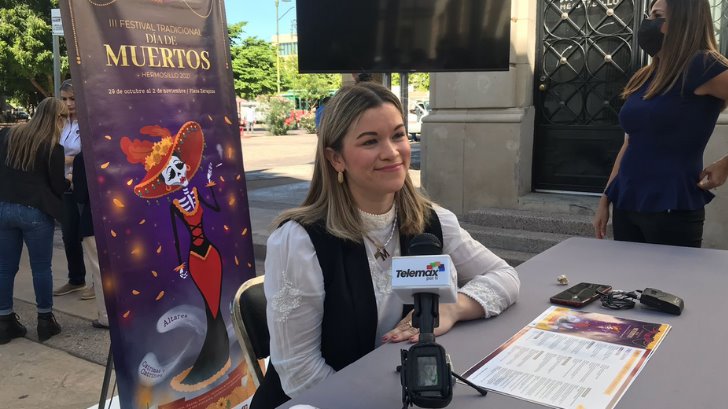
[391,255,457,303]
[396,261,445,280]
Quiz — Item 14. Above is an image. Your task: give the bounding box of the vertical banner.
[59,1,257,408]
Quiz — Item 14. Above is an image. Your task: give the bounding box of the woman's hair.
[60,79,73,93]
[4,97,68,171]
[274,82,432,241]
[622,0,728,100]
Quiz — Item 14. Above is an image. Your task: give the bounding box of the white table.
[279,238,728,408]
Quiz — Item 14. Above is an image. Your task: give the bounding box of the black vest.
[250,208,442,409]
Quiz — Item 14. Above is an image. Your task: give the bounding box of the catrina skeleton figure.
[121,122,230,391]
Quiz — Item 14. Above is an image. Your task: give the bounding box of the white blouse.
[264,205,520,397]
[60,119,81,176]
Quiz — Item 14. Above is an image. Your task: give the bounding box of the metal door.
[533,0,646,193]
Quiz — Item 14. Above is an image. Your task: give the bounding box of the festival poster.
[59,1,257,408]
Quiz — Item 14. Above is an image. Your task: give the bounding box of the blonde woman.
[251,82,520,408]
[593,0,728,247]
[0,97,69,344]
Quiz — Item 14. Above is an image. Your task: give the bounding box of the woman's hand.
[382,295,483,344]
[699,156,728,191]
[593,196,610,239]
[382,312,420,344]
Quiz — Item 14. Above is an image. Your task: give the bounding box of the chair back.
[232,275,269,387]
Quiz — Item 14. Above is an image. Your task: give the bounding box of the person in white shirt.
[250,82,520,408]
[245,106,256,132]
[52,79,90,300]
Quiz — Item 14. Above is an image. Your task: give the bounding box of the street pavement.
[0,131,421,408]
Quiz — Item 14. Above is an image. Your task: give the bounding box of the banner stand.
[60,1,257,406]
[99,345,116,409]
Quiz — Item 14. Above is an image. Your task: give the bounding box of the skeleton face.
[162,156,189,187]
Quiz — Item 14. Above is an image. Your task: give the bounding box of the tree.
[280,57,341,108]
[229,22,277,100]
[391,73,430,92]
[0,0,60,107]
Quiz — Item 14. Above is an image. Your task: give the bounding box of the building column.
[421,0,537,215]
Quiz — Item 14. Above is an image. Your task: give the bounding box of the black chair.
[232,275,268,387]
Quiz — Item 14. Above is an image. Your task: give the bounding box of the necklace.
[365,214,398,261]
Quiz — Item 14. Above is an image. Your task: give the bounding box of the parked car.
[407,101,430,141]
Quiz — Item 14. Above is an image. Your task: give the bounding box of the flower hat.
[120,121,205,199]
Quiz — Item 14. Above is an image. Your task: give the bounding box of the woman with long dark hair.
[0,97,69,343]
[593,0,728,247]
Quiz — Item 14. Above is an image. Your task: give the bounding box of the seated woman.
[251,82,520,408]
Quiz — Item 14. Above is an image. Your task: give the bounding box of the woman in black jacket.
[0,97,69,344]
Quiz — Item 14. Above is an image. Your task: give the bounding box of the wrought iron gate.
[533,0,646,193]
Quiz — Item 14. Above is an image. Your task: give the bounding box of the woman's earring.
[337,171,344,184]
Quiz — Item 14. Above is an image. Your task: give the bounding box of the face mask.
[637,18,666,57]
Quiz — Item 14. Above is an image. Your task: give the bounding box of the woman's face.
[327,102,410,208]
[60,89,76,118]
[650,0,668,33]
[162,156,189,187]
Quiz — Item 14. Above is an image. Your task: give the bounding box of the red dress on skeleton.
[171,188,229,387]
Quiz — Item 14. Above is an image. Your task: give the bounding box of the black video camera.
[397,233,487,408]
[400,338,453,408]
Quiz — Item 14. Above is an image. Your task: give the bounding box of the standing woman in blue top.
[593,0,728,247]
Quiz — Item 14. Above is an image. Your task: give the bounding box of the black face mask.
[637,18,666,57]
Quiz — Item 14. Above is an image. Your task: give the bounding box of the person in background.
[593,0,728,247]
[53,79,90,298]
[352,72,373,83]
[314,96,331,131]
[245,105,257,133]
[250,82,520,408]
[72,152,109,329]
[0,97,68,344]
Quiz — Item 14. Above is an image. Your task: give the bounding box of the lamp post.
[275,0,293,94]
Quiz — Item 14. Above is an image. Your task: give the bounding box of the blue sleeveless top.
[607,51,727,212]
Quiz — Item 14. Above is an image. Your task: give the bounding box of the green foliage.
[0,0,62,107]
[231,37,277,99]
[263,96,294,136]
[299,111,316,133]
[280,57,340,107]
[228,21,246,45]
[391,73,430,91]
[230,30,277,100]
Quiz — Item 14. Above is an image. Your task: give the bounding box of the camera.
[399,339,453,408]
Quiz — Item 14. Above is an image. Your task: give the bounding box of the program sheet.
[463,307,670,409]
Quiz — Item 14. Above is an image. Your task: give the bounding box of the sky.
[225,0,297,41]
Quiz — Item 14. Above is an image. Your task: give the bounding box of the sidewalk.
[1,132,420,407]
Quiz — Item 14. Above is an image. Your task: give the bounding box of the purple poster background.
[60,1,256,408]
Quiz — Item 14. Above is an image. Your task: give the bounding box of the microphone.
[392,233,457,336]
[393,233,456,407]
[392,233,457,305]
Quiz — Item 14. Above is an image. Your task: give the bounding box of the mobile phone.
[550,282,612,307]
